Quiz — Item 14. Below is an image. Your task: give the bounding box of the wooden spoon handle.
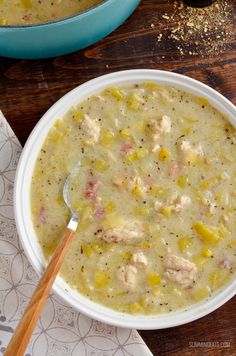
[5,220,77,356]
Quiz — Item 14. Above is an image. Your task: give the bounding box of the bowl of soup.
[0,0,140,59]
[15,70,236,329]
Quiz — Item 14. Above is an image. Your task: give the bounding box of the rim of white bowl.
[14,70,236,330]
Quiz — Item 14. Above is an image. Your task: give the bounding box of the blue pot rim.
[0,0,115,29]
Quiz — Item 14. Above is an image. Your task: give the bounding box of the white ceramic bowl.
[15,70,236,330]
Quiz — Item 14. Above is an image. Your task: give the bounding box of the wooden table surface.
[0,0,235,355]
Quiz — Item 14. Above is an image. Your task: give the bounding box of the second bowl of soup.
[0,0,141,59]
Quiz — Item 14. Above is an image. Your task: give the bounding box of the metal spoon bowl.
[63,160,81,230]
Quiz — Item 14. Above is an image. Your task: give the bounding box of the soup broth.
[31,82,236,314]
[0,0,103,25]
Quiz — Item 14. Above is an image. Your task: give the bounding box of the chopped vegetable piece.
[177,175,189,188]
[94,159,108,172]
[201,247,213,258]
[178,237,193,253]
[71,108,84,122]
[158,147,170,160]
[95,270,110,288]
[82,244,93,257]
[100,128,115,146]
[104,86,124,100]
[160,206,172,218]
[194,286,211,301]
[193,221,220,244]
[147,274,161,286]
[129,302,143,313]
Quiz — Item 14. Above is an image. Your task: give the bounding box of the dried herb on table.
[155,0,234,57]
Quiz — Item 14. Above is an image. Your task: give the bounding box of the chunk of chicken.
[221,214,229,223]
[208,202,217,215]
[112,175,147,195]
[112,175,124,187]
[168,161,184,178]
[170,195,191,212]
[220,171,230,181]
[159,115,171,133]
[154,200,164,212]
[94,95,105,102]
[102,220,144,243]
[149,115,171,140]
[107,151,116,161]
[163,255,197,288]
[80,114,100,145]
[128,176,148,194]
[154,194,191,213]
[117,265,137,290]
[179,140,203,165]
[131,251,148,268]
[152,144,160,153]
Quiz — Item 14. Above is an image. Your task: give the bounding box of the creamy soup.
[31,82,236,314]
[0,0,103,25]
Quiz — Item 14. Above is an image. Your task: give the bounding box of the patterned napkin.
[0,111,153,356]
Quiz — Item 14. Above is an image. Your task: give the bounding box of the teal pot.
[0,0,141,59]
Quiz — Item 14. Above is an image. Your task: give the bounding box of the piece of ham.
[85,178,101,202]
[121,143,133,155]
[39,207,47,224]
[219,258,231,269]
[94,207,105,218]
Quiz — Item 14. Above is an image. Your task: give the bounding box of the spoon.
[5,161,81,356]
